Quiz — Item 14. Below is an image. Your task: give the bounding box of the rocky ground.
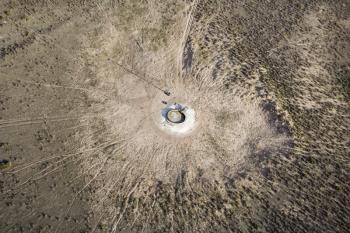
[0,0,349,232]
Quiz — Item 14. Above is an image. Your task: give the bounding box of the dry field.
[0,0,349,232]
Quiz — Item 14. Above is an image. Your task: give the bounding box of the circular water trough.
[159,103,197,136]
[166,109,186,124]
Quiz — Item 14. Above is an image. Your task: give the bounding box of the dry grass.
[0,0,348,232]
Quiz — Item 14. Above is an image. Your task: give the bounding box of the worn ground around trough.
[0,0,349,232]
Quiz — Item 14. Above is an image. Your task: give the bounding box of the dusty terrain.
[0,0,349,232]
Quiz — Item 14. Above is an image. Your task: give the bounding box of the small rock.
[0,159,11,170]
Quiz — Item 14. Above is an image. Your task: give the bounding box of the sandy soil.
[0,0,349,232]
